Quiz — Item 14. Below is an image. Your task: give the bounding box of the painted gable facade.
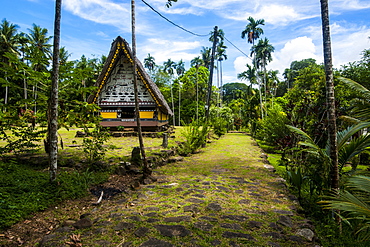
[88,36,172,130]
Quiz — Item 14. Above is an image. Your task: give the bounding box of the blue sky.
[1,0,370,84]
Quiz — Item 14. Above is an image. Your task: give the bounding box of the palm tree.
[26,24,52,113]
[191,56,203,120]
[238,64,256,83]
[176,59,185,77]
[251,38,275,103]
[320,0,339,190]
[144,53,155,72]
[131,0,150,178]
[163,59,176,126]
[163,58,176,75]
[216,41,227,106]
[267,70,279,97]
[241,16,264,46]
[26,24,52,71]
[18,32,29,105]
[0,19,20,107]
[176,59,185,125]
[49,0,62,182]
[200,47,211,70]
[241,16,265,118]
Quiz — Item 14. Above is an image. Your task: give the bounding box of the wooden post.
[162,133,168,148]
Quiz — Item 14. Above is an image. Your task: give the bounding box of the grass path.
[38,133,318,246]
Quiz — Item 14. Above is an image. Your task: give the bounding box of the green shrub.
[82,126,111,163]
[177,120,210,155]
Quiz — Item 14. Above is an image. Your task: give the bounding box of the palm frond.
[338,77,370,99]
[339,134,370,166]
[320,175,370,240]
[287,125,314,142]
[321,190,370,217]
[337,122,370,150]
[347,175,370,194]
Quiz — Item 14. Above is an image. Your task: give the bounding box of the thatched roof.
[88,36,173,116]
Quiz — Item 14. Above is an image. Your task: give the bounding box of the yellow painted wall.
[101,112,117,118]
[158,112,168,121]
[139,111,154,118]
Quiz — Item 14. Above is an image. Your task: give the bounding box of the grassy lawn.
[0,127,183,231]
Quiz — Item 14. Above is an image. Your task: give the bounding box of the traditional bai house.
[88,36,173,131]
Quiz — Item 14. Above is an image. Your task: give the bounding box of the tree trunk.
[178,82,181,126]
[170,81,175,126]
[49,0,62,182]
[220,60,223,107]
[320,0,339,190]
[206,26,218,120]
[131,0,151,178]
[196,67,199,121]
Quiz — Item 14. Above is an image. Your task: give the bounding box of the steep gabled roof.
[88,36,173,116]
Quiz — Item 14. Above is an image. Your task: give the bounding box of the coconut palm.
[48,0,62,182]
[320,0,339,190]
[26,24,52,113]
[26,24,52,71]
[0,19,20,106]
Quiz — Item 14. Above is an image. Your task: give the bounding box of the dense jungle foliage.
[1,16,370,245]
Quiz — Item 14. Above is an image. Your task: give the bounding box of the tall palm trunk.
[219,60,223,107]
[49,0,62,182]
[196,67,199,121]
[178,82,181,126]
[216,60,220,107]
[253,49,263,119]
[206,26,218,120]
[131,0,150,177]
[170,82,175,126]
[320,0,339,190]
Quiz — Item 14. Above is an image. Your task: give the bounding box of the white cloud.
[63,0,131,32]
[332,0,370,10]
[138,38,201,64]
[332,28,370,68]
[268,36,320,73]
[233,56,252,75]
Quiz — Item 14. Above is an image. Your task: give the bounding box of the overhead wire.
[224,36,252,60]
[141,0,208,37]
[141,0,251,59]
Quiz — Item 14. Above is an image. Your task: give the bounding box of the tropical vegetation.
[1,2,370,245]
